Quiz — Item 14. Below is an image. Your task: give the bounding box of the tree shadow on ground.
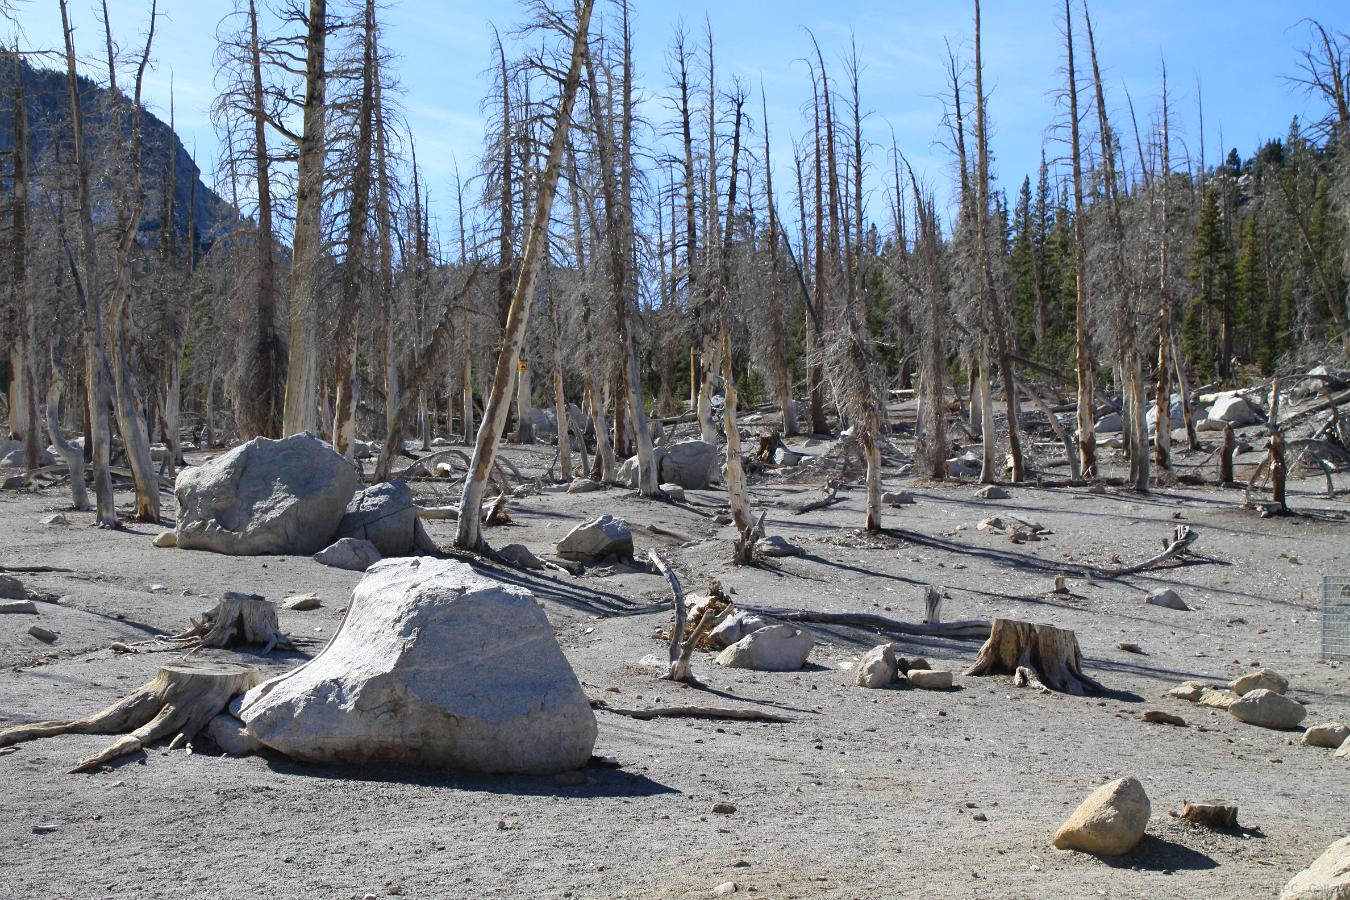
[473,561,643,617]
[262,754,680,798]
[1095,834,1220,872]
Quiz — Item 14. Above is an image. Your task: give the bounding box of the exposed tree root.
[0,661,260,773]
[964,617,1102,695]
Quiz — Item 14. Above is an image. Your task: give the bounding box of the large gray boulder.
[716,624,813,671]
[335,480,417,556]
[1207,393,1262,426]
[1229,688,1306,730]
[659,440,720,489]
[176,433,358,556]
[0,440,53,467]
[1281,835,1350,900]
[556,514,633,562]
[1145,395,1184,435]
[238,557,597,773]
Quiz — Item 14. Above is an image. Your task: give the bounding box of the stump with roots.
[157,592,290,654]
[964,618,1103,695]
[0,660,260,772]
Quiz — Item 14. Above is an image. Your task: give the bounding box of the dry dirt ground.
[1,423,1347,900]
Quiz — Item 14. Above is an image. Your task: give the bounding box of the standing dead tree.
[1063,0,1097,480]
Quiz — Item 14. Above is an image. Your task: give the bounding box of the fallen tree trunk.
[766,609,991,640]
[593,703,791,723]
[964,617,1102,695]
[0,660,260,773]
[1078,525,1199,578]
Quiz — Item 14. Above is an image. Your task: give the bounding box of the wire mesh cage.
[1323,576,1350,662]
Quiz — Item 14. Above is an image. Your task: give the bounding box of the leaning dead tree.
[455,0,594,552]
[0,660,260,773]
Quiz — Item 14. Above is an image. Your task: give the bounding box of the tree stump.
[1219,424,1235,484]
[964,618,1102,695]
[0,660,260,772]
[160,593,290,653]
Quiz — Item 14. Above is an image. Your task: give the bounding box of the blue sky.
[14,0,1348,236]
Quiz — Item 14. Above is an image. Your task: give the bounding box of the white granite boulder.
[175,433,358,556]
[716,624,813,671]
[239,558,597,774]
[556,514,633,562]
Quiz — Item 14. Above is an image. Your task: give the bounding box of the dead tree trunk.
[6,48,39,472]
[59,0,116,527]
[455,0,593,551]
[1064,0,1097,480]
[281,0,328,437]
[1154,63,1174,473]
[0,661,260,773]
[1219,423,1235,483]
[965,618,1102,695]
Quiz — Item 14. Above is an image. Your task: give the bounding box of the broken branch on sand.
[592,702,792,723]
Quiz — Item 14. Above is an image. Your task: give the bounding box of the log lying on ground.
[153,593,290,654]
[791,480,843,515]
[0,660,260,773]
[593,702,791,723]
[767,609,991,640]
[1077,525,1199,578]
[964,617,1102,695]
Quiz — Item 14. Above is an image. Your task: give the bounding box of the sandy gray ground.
[0,422,1347,900]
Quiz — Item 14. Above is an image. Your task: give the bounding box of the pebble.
[282,593,322,611]
[710,883,737,896]
[28,625,56,643]
[711,802,737,814]
[31,824,60,834]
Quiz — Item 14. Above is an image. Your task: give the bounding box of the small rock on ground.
[1228,688,1306,730]
[975,485,1010,500]
[1230,667,1288,696]
[282,593,322,611]
[28,625,56,643]
[1146,588,1189,611]
[1051,776,1151,856]
[1301,722,1349,749]
[0,599,37,615]
[906,669,953,690]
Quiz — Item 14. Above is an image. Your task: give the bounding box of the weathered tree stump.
[964,618,1102,695]
[0,660,260,772]
[1219,424,1235,484]
[159,593,289,653]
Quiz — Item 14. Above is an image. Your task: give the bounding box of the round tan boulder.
[1052,776,1151,856]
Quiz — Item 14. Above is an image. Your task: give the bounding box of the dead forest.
[1,1,1349,898]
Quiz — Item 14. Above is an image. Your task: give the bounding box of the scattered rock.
[314,537,383,572]
[855,644,899,689]
[1229,667,1288,696]
[282,593,322,611]
[148,584,167,593]
[1,474,27,490]
[881,491,915,506]
[0,574,25,599]
[708,611,769,650]
[1051,776,1151,856]
[1302,722,1350,749]
[30,823,60,834]
[1117,642,1143,654]
[28,625,57,643]
[175,433,359,556]
[660,483,686,502]
[1337,737,1350,760]
[1177,801,1238,829]
[1146,588,1189,611]
[1093,413,1124,434]
[1228,688,1306,730]
[1196,687,1240,711]
[710,883,737,897]
[716,624,813,671]
[1166,680,1209,702]
[1280,835,1350,900]
[0,440,53,467]
[239,558,598,773]
[566,478,605,494]
[757,535,804,557]
[975,485,1010,500]
[711,802,737,814]
[151,531,177,548]
[206,715,262,756]
[906,669,953,690]
[1140,710,1185,727]
[39,513,68,527]
[335,480,418,557]
[556,514,633,563]
[498,544,545,570]
[0,599,37,614]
